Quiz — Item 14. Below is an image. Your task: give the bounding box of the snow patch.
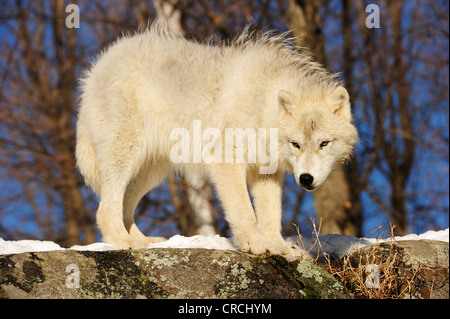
[147,234,237,250]
[1,228,448,257]
[0,238,64,255]
[295,228,449,259]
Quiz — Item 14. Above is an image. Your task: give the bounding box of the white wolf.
[76,21,358,258]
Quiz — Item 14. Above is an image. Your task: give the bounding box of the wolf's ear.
[278,90,296,115]
[327,86,352,121]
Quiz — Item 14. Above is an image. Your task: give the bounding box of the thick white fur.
[76,21,358,258]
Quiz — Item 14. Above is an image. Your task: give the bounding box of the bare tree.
[0,0,447,243]
[384,0,413,235]
[351,0,448,235]
[153,0,217,237]
[0,0,95,245]
[287,0,361,236]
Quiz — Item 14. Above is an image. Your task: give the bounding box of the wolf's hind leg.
[95,127,148,249]
[123,161,169,245]
[96,181,134,249]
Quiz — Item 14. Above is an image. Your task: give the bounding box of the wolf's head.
[277,86,358,191]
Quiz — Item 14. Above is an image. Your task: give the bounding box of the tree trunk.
[387,0,411,236]
[341,0,363,236]
[154,0,217,236]
[50,0,96,246]
[287,0,361,236]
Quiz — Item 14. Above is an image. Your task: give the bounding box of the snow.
[0,238,64,255]
[1,228,448,258]
[147,234,237,250]
[296,228,449,259]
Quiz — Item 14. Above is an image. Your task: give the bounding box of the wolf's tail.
[75,118,102,196]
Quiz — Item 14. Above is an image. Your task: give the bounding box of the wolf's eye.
[291,142,300,149]
[320,141,329,148]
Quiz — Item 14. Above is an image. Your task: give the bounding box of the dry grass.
[295,222,421,299]
[327,238,418,299]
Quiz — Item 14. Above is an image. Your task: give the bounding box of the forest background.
[0,0,448,247]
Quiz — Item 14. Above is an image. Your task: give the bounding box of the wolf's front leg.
[249,173,283,238]
[208,163,266,252]
[249,173,290,253]
[249,173,306,259]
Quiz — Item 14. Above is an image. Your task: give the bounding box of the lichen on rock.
[1,240,446,299]
[0,248,349,299]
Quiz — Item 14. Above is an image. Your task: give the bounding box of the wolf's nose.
[300,174,314,187]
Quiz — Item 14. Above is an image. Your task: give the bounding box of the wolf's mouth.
[302,185,316,192]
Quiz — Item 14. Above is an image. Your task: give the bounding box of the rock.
[2,240,447,299]
[342,240,449,299]
[0,248,351,299]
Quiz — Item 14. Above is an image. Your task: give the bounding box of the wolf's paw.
[234,233,310,261]
[130,236,166,249]
[105,236,166,250]
[251,239,292,256]
[284,245,312,261]
[258,241,310,261]
[143,236,166,244]
[233,232,268,253]
[234,232,291,256]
